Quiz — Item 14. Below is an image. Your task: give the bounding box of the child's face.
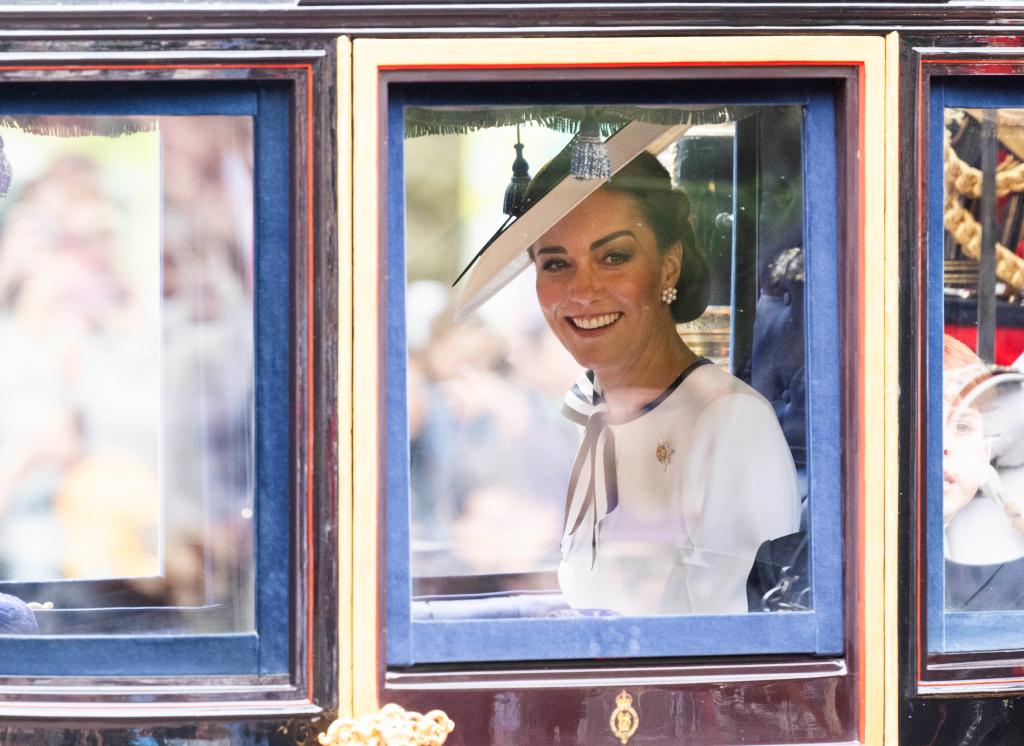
[943,401,991,521]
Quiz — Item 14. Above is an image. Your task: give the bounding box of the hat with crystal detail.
[451,119,691,320]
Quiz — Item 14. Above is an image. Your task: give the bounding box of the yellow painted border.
[882,32,901,746]
[858,34,889,746]
[351,36,383,720]
[350,36,890,741]
[336,35,354,719]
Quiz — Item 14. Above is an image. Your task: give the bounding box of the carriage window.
[0,82,293,678]
[931,97,1024,654]
[0,115,256,638]
[387,85,844,665]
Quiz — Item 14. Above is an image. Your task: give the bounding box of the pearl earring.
[661,286,678,304]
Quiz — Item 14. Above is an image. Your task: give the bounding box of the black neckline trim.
[609,356,712,425]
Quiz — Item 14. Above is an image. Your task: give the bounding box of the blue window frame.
[385,79,844,666]
[0,80,291,677]
[927,77,1024,654]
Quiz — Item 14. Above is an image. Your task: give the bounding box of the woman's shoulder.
[670,364,794,459]
[679,366,799,498]
[678,361,778,417]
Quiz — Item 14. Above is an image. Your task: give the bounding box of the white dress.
[558,360,801,615]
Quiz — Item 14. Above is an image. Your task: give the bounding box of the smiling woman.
[519,148,800,615]
[532,185,688,395]
[400,102,813,624]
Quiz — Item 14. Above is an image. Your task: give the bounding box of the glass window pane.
[940,109,1024,637]
[0,115,255,636]
[933,105,1024,658]
[404,104,810,624]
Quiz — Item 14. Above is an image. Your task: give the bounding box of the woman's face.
[531,188,680,375]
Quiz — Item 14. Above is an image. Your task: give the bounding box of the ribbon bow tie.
[559,359,711,568]
[562,390,620,568]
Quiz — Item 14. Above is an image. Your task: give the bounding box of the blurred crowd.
[406,279,580,580]
[0,116,255,631]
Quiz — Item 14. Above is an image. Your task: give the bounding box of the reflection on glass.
[942,108,1024,612]
[405,105,808,618]
[0,116,254,635]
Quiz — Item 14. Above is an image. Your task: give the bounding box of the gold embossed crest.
[609,690,639,745]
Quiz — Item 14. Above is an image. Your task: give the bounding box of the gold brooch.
[610,690,639,744]
[655,441,674,469]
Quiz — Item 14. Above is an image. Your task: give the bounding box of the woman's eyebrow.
[591,230,636,250]
[531,230,635,258]
[534,245,567,256]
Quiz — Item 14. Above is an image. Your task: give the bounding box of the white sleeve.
[674,392,801,614]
